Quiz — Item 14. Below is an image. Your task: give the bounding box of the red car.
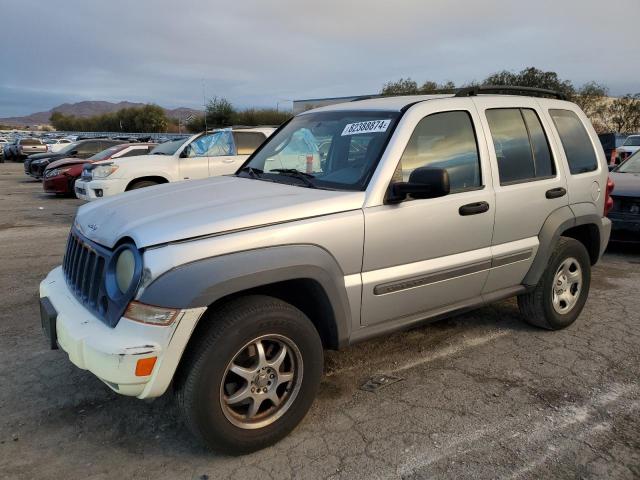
[42,143,155,195]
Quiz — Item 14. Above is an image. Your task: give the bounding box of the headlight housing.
[105,243,143,301]
[45,167,71,178]
[92,163,119,179]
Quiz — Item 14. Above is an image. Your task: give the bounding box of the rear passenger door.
[361,100,495,326]
[473,97,568,293]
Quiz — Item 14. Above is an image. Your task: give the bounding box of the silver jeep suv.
[39,87,612,453]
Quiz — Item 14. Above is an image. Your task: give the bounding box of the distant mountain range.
[0,101,202,126]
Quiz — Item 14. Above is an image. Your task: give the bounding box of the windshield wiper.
[270,168,316,188]
[239,166,263,179]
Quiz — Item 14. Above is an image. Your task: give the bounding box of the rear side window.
[486,108,555,184]
[233,132,266,155]
[399,111,481,192]
[549,109,598,174]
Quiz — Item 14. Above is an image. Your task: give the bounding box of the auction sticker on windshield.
[342,119,391,136]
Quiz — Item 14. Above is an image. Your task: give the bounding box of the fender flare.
[139,245,352,347]
[523,206,603,286]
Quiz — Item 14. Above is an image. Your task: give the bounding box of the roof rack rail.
[454,85,567,101]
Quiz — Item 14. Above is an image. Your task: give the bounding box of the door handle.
[459,201,490,216]
[545,187,567,199]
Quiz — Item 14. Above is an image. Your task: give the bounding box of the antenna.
[202,79,208,133]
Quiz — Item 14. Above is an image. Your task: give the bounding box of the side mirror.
[388,167,450,203]
[69,150,78,156]
[180,145,192,158]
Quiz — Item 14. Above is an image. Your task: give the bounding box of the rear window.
[233,132,266,155]
[623,136,640,147]
[549,109,598,174]
[20,138,42,145]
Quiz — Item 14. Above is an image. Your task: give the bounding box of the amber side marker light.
[135,357,157,377]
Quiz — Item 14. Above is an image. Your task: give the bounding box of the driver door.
[361,101,496,325]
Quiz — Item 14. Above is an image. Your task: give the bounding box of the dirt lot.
[0,162,639,479]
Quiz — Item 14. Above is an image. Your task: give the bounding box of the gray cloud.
[1,0,638,117]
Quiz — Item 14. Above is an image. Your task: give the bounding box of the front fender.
[138,245,352,347]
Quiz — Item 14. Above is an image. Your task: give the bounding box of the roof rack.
[454,85,567,101]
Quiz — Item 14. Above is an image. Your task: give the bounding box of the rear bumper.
[600,217,612,254]
[39,266,207,398]
[608,214,640,242]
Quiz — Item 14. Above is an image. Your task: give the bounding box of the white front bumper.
[40,266,206,398]
[74,178,127,201]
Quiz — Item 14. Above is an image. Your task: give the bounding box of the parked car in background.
[616,134,640,163]
[598,132,629,165]
[0,138,8,162]
[26,139,128,179]
[3,139,17,161]
[44,138,73,153]
[40,88,611,453]
[74,127,274,200]
[608,149,640,242]
[43,143,156,196]
[4,137,47,161]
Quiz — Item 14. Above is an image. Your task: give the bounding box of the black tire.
[518,237,591,330]
[127,179,159,190]
[175,295,323,454]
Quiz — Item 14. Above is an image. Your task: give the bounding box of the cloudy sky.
[1,0,638,117]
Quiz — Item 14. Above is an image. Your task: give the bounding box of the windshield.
[150,137,188,155]
[57,142,79,154]
[88,146,122,161]
[623,136,640,147]
[617,150,640,173]
[239,110,400,190]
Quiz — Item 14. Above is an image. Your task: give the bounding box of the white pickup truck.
[74,128,275,200]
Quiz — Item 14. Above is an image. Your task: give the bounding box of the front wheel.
[127,179,159,190]
[518,237,591,330]
[175,295,323,454]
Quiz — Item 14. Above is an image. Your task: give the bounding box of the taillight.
[604,176,615,217]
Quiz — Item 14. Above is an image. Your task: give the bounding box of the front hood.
[47,157,88,169]
[610,172,640,197]
[75,176,365,248]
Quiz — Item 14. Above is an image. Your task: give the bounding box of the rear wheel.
[127,179,159,190]
[518,237,591,330]
[175,295,323,454]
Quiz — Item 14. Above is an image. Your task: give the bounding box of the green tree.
[206,97,236,127]
[482,67,575,99]
[605,94,640,132]
[381,78,419,95]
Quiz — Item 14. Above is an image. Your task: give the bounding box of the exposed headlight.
[124,301,180,326]
[115,248,136,293]
[92,163,119,179]
[45,167,71,177]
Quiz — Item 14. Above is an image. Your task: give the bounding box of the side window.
[189,132,235,157]
[76,141,100,155]
[399,111,481,192]
[549,109,598,174]
[119,147,146,158]
[233,132,266,155]
[486,108,555,184]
